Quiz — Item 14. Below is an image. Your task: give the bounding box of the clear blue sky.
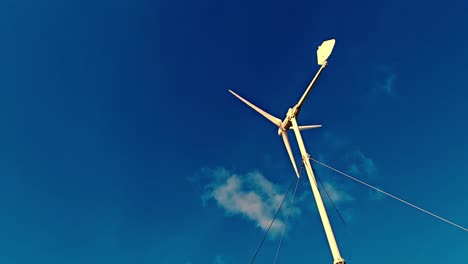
[1,0,467,263]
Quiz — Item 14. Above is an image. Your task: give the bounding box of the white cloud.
[321,180,354,203]
[347,150,377,178]
[294,161,355,222]
[373,64,397,97]
[202,168,300,235]
[213,255,227,264]
[199,139,379,229]
[322,132,348,149]
[378,73,396,95]
[368,186,385,200]
[314,133,381,204]
[316,178,356,222]
[319,133,377,179]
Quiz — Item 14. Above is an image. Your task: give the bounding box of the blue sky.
[1,0,467,263]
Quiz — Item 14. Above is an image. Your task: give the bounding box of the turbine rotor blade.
[228,89,282,127]
[289,125,322,131]
[281,131,299,178]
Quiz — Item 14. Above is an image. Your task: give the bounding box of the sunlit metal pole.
[290,116,345,264]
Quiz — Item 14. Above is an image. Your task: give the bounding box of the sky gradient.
[1,0,467,263]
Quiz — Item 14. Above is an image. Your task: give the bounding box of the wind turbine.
[229,39,346,264]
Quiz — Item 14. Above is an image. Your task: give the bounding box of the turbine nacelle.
[229,89,322,178]
[278,108,293,135]
[277,106,302,135]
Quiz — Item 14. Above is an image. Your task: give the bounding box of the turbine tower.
[229,39,346,264]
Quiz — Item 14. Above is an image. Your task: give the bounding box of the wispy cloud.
[297,175,355,221]
[213,255,228,264]
[347,150,377,178]
[314,133,382,203]
[321,180,354,203]
[201,168,300,235]
[377,73,396,95]
[295,152,355,221]
[373,64,397,97]
[197,133,381,230]
[319,133,377,178]
[322,132,348,149]
[368,186,385,200]
[299,158,355,207]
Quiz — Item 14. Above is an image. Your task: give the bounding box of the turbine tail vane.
[317,39,335,66]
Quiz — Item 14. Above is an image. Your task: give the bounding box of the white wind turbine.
[229,39,346,264]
